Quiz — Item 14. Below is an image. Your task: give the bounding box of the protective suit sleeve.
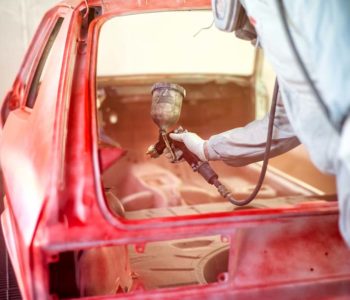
[207,92,300,167]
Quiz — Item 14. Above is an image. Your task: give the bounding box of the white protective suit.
[207,1,350,244]
[208,0,350,246]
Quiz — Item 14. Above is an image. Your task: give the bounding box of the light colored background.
[0,0,57,102]
[98,11,255,76]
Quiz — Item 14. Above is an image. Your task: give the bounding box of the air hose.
[213,80,279,206]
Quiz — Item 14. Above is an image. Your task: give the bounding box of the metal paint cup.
[151,82,186,132]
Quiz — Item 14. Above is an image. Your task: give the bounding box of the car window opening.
[95,11,327,221]
[26,17,64,109]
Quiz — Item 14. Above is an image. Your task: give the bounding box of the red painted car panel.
[1,1,350,299]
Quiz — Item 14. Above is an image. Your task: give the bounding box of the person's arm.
[207,92,299,166]
[170,92,300,166]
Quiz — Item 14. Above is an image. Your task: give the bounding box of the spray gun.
[148,82,184,162]
[147,82,279,206]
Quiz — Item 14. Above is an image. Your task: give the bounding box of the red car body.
[1,0,350,299]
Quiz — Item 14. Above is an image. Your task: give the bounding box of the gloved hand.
[168,132,208,161]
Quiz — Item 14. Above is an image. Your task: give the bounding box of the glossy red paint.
[0,0,350,299]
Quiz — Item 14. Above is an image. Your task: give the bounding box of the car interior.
[49,10,337,298]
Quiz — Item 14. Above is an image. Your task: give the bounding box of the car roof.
[58,0,211,13]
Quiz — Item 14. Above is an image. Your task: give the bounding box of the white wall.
[0,3,274,103]
[98,11,255,77]
[0,0,57,102]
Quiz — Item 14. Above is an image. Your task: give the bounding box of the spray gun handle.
[147,127,219,185]
[147,127,192,162]
[173,141,219,185]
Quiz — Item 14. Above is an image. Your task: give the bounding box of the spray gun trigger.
[174,126,187,134]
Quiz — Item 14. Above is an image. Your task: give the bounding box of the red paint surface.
[0,0,349,299]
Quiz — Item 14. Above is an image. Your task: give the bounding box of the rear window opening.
[94,11,330,222]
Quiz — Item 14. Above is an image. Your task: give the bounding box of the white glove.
[169,132,207,161]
